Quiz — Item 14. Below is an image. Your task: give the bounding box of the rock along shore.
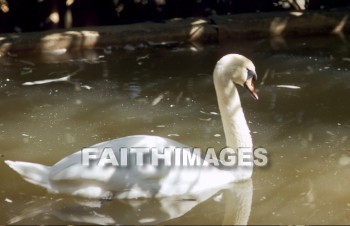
[0,10,348,55]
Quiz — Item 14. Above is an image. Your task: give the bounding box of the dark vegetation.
[0,0,349,33]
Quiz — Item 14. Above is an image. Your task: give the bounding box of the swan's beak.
[244,77,259,100]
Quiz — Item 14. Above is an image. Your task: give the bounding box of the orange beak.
[244,77,258,100]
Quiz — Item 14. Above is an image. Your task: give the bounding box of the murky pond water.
[0,35,350,224]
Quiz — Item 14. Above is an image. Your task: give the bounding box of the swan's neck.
[213,69,253,150]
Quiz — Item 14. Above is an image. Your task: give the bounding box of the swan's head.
[216,54,258,100]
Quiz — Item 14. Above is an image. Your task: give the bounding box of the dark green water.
[0,35,350,224]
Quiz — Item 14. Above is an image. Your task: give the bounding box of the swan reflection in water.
[8,180,252,225]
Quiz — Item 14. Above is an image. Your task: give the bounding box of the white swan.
[4,54,258,199]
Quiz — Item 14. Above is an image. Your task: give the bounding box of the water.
[0,36,350,224]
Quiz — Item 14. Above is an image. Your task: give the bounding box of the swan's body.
[5,54,258,199]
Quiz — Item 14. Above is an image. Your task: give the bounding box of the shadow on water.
[0,35,350,224]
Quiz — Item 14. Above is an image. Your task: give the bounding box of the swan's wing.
[49,135,187,180]
[47,135,237,198]
[47,135,198,196]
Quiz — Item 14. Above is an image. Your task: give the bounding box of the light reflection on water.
[0,36,350,224]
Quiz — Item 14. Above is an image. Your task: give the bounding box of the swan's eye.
[247,68,257,82]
